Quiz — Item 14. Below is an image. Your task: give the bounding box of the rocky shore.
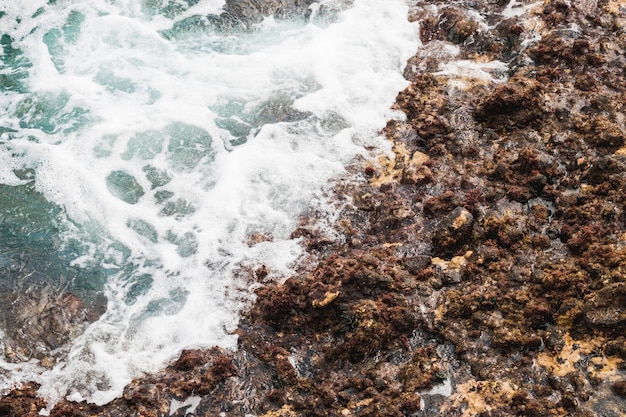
[2,0,626,416]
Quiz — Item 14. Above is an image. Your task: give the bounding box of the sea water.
[0,0,417,406]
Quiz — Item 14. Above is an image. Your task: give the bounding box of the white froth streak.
[434,59,509,86]
[0,0,418,407]
[502,0,542,18]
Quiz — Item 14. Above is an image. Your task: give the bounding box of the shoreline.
[2,0,626,416]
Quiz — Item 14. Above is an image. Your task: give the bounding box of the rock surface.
[3,0,626,416]
[1,289,105,365]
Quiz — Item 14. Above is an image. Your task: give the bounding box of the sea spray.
[0,0,417,406]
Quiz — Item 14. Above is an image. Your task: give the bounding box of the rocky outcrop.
[3,0,626,416]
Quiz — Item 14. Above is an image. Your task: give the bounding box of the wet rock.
[165,0,323,36]
[584,282,626,330]
[106,170,144,204]
[604,336,626,360]
[431,207,474,256]
[419,6,480,45]
[8,1,626,416]
[482,209,526,248]
[403,254,431,274]
[1,291,104,362]
[423,191,463,217]
[577,115,626,149]
[474,78,543,128]
[0,383,45,417]
[555,298,585,328]
[612,380,626,398]
[524,297,554,328]
[393,74,451,140]
[400,151,432,185]
[122,383,169,417]
[399,346,445,392]
[48,400,103,417]
[431,252,472,285]
[172,349,208,371]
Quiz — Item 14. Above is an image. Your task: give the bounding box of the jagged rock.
[431,207,474,256]
[1,291,105,362]
[613,381,626,398]
[0,383,46,417]
[6,1,626,416]
[584,282,626,330]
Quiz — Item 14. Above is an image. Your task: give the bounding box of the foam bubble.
[0,0,417,405]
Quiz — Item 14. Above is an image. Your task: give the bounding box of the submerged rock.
[106,170,145,204]
[163,0,324,37]
[1,290,105,363]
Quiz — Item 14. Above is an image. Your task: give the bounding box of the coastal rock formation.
[3,0,626,416]
[1,290,104,364]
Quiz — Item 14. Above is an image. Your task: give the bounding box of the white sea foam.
[169,395,201,416]
[434,59,509,86]
[0,0,417,407]
[502,0,542,19]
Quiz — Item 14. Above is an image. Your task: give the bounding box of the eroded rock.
[1,290,105,363]
[431,207,474,256]
[584,282,626,330]
[5,0,626,416]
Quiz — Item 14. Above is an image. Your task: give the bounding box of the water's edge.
[2,0,626,416]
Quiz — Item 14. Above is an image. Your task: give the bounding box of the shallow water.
[0,0,417,405]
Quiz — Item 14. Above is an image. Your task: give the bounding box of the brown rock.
[474,79,543,128]
[431,207,474,256]
[1,291,104,362]
[0,383,45,417]
[584,282,626,329]
[612,381,626,398]
[172,349,208,371]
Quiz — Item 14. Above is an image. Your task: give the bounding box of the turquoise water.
[0,0,416,406]
[0,180,107,297]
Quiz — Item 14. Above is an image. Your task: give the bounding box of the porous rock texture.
[3,0,626,416]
